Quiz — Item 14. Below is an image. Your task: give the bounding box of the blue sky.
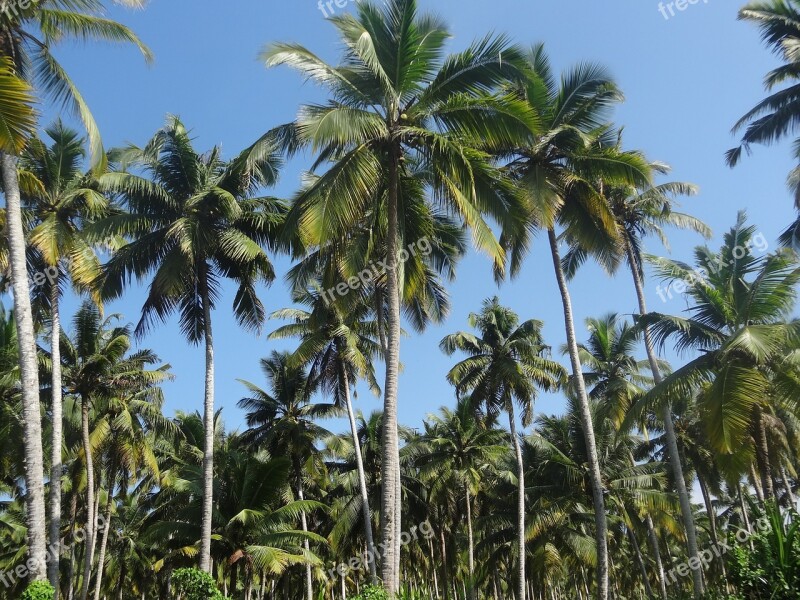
[28,0,799,435]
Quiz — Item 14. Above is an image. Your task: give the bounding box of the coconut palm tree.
[269,287,383,581]
[499,44,653,600]
[98,116,286,574]
[636,214,800,492]
[441,297,565,600]
[60,301,170,600]
[0,1,150,583]
[238,352,339,600]
[264,0,532,588]
[20,121,113,590]
[603,166,710,597]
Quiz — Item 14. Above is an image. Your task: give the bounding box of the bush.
[352,585,390,600]
[171,568,229,600]
[20,581,55,600]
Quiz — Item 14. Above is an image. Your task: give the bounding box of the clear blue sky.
[35,0,798,435]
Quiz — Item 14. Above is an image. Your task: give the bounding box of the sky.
[20,0,800,436]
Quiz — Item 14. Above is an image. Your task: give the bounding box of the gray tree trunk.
[341,366,378,581]
[644,515,668,600]
[625,238,705,598]
[92,465,116,600]
[199,268,215,573]
[379,143,401,594]
[548,228,609,600]
[465,484,476,600]
[79,395,96,600]
[507,403,525,600]
[297,481,313,600]
[48,280,64,591]
[1,152,48,581]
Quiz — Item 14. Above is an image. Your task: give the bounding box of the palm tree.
[604,166,710,597]
[21,122,112,590]
[499,44,653,600]
[416,399,507,600]
[0,1,150,583]
[636,214,800,494]
[441,297,565,600]
[264,0,531,589]
[727,0,800,242]
[238,352,338,600]
[60,301,170,600]
[270,287,383,581]
[98,116,286,574]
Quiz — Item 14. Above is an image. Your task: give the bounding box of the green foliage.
[351,585,389,600]
[20,581,55,600]
[171,568,228,600]
[727,507,800,599]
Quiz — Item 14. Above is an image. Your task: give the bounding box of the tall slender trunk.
[66,488,79,600]
[1,152,48,581]
[464,484,476,600]
[781,466,796,508]
[625,239,704,598]
[698,474,727,581]
[199,265,215,573]
[380,141,402,594]
[297,478,313,600]
[48,281,64,591]
[753,406,775,502]
[547,228,608,600]
[92,463,117,600]
[750,463,765,503]
[79,394,95,600]
[506,402,526,600]
[627,522,654,599]
[644,515,668,600]
[341,364,378,581]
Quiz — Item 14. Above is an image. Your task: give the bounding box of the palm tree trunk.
[644,515,668,600]
[199,265,215,574]
[753,406,775,502]
[627,522,654,599]
[92,463,117,600]
[464,483,476,600]
[624,238,704,598]
[380,141,402,594]
[547,228,609,600]
[48,280,64,591]
[297,479,313,600]
[506,403,526,600]
[781,466,796,508]
[79,394,96,600]
[0,151,48,581]
[66,488,79,600]
[341,365,378,581]
[750,463,765,503]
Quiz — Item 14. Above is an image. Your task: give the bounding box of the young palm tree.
[499,44,652,600]
[238,352,339,600]
[604,167,710,597]
[0,1,150,583]
[98,116,286,574]
[21,122,112,590]
[270,287,383,581]
[441,297,565,600]
[264,0,531,588]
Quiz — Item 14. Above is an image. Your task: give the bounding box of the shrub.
[20,581,55,600]
[171,568,229,600]
[352,585,390,600]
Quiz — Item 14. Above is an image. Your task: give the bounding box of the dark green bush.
[171,567,229,600]
[20,581,55,600]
